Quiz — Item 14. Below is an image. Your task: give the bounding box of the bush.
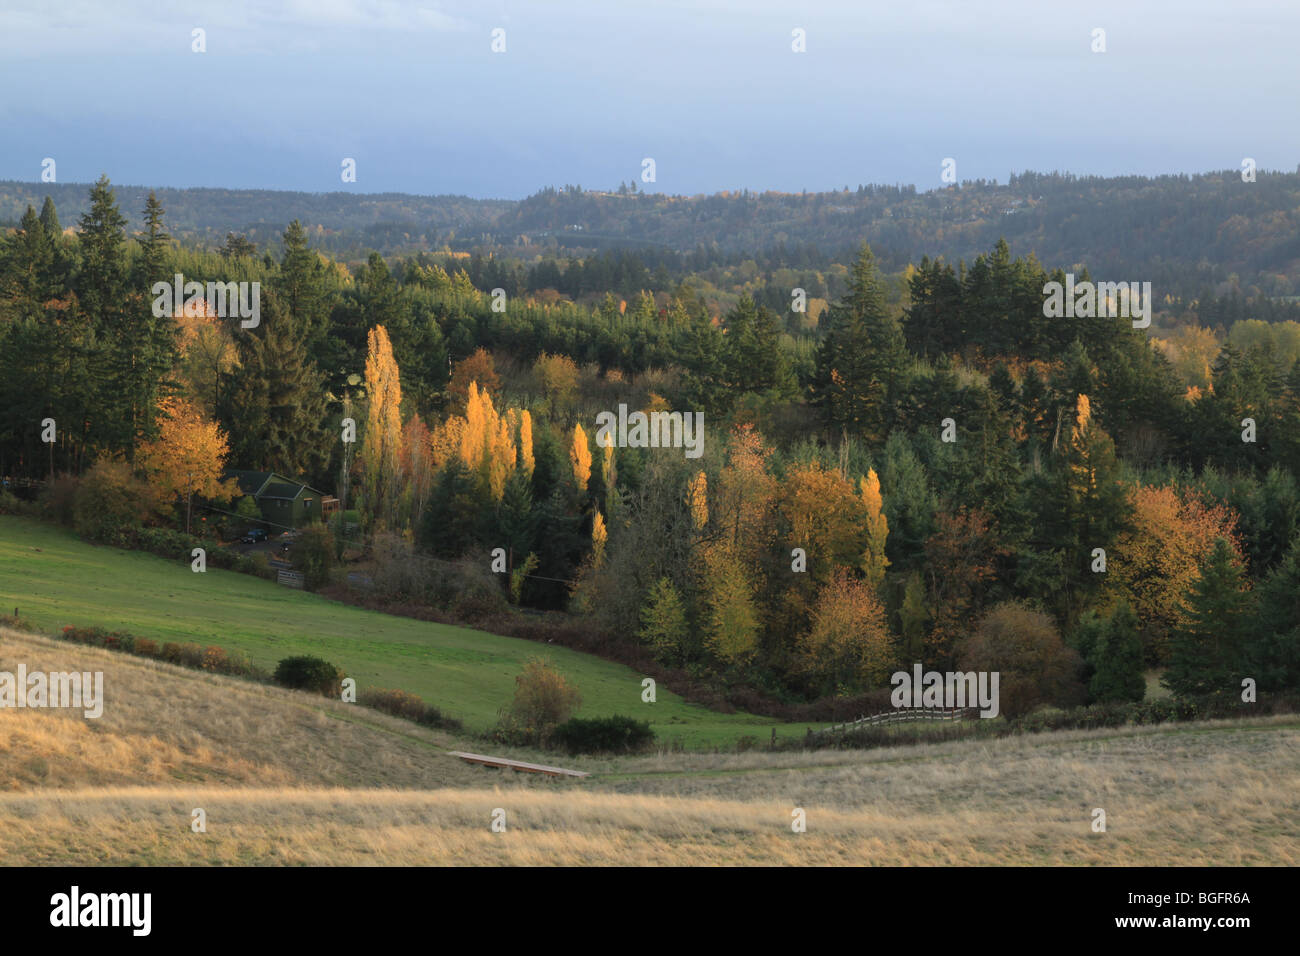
[37,474,79,524]
[1,488,38,517]
[492,657,582,746]
[161,641,206,669]
[72,457,155,542]
[958,602,1086,718]
[359,687,463,731]
[551,715,655,754]
[273,655,344,697]
[292,523,335,591]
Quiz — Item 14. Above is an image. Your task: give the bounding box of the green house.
[223,470,333,530]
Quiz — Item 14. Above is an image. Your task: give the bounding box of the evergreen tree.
[1163,538,1254,701]
[220,292,330,483]
[813,243,908,441]
[1088,600,1146,703]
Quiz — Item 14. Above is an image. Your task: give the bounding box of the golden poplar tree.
[687,471,709,529]
[517,409,534,477]
[570,424,592,492]
[858,468,890,590]
[591,510,608,566]
[362,325,404,529]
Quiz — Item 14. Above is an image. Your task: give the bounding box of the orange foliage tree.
[798,569,895,695]
[1108,484,1240,661]
[136,396,238,531]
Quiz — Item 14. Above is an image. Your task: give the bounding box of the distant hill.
[3,169,1299,299]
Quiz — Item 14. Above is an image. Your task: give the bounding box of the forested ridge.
[2,174,1298,721]
[4,167,1300,308]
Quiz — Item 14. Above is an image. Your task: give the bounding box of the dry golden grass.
[3,626,1298,865]
[0,627,523,792]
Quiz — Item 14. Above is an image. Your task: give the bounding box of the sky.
[1,0,1297,199]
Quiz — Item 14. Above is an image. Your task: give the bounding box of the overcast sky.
[1,0,1296,198]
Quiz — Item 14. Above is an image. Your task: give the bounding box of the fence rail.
[277,569,304,589]
[816,706,973,736]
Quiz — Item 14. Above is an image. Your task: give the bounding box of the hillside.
[0,517,801,748]
[2,626,1296,865]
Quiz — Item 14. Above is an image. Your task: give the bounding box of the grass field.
[2,627,1297,865]
[0,516,809,747]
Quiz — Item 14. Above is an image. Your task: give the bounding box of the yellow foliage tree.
[136,396,239,531]
[591,510,607,566]
[858,468,890,589]
[362,325,404,529]
[687,471,709,530]
[701,541,760,666]
[1108,484,1240,660]
[798,569,895,693]
[570,424,592,492]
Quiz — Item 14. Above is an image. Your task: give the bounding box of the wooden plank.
[448,751,590,778]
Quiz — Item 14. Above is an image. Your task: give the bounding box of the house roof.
[222,469,325,501]
[261,481,304,500]
[225,469,275,496]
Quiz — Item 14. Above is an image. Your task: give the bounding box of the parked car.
[241,527,269,544]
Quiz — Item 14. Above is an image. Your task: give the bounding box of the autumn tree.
[858,468,890,590]
[448,347,500,410]
[534,352,579,417]
[797,569,895,697]
[923,508,1001,668]
[360,325,405,529]
[701,542,761,669]
[569,423,592,494]
[495,657,582,746]
[1107,484,1239,662]
[958,602,1085,718]
[136,396,239,532]
[640,576,690,665]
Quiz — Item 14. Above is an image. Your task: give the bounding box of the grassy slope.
[0,517,807,746]
[3,627,1297,865]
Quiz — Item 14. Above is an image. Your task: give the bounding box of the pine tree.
[1163,538,1254,701]
[1088,600,1146,703]
[221,292,329,483]
[77,176,136,456]
[813,243,908,440]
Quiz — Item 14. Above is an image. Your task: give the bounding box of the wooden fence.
[816,706,973,736]
[277,569,304,589]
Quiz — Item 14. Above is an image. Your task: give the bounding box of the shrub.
[1,488,38,517]
[273,655,344,697]
[492,657,582,746]
[37,474,79,524]
[292,523,335,591]
[161,641,206,669]
[958,602,1086,719]
[72,457,155,542]
[358,687,463,730]
[134,637,158,657]
[551,715,655,754]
